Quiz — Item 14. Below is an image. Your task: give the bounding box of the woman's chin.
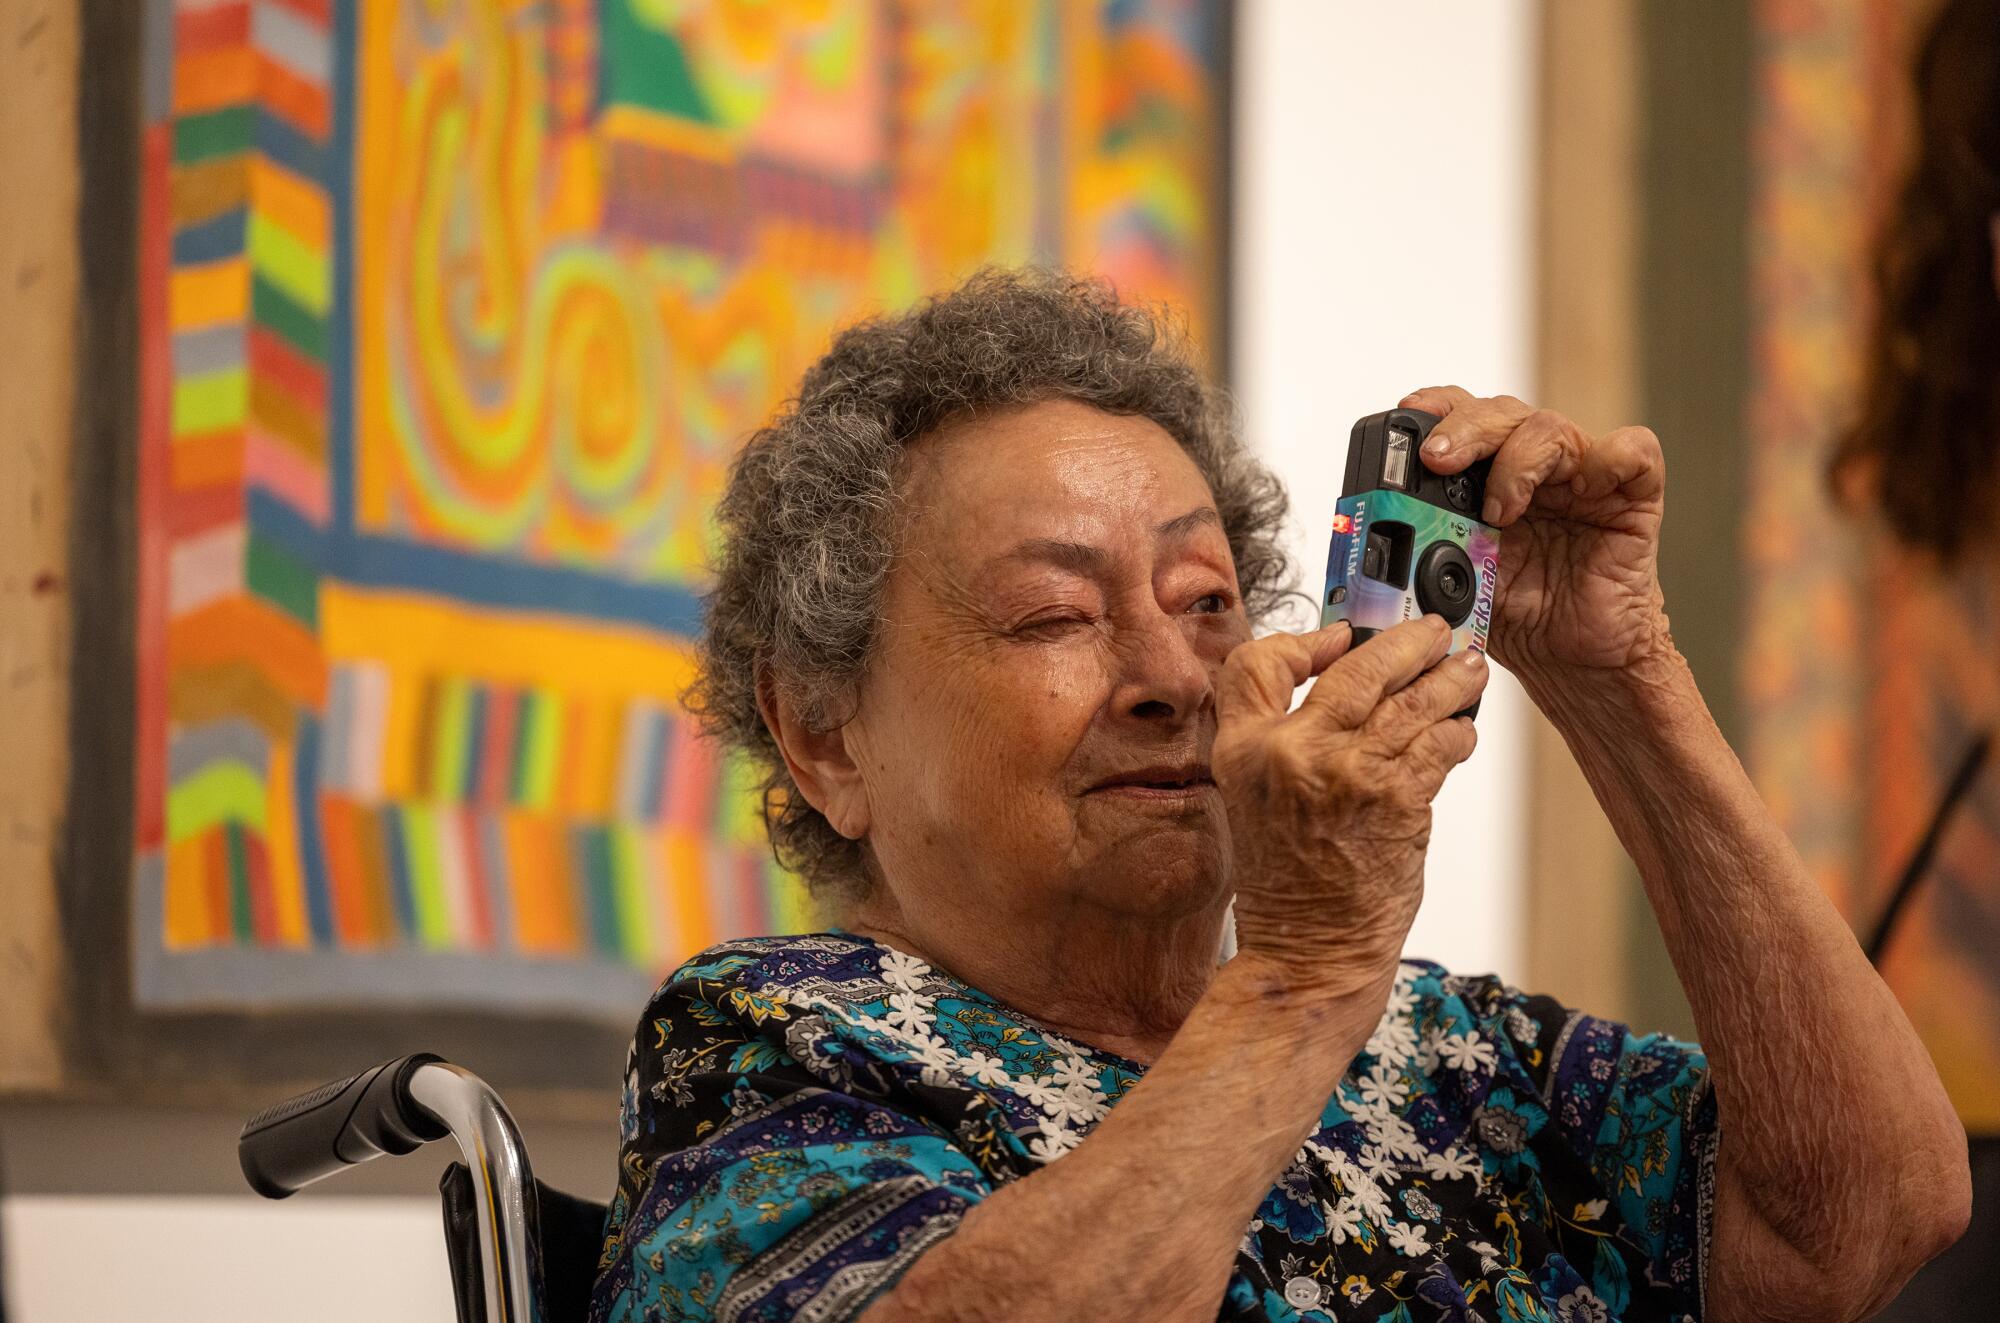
[1089,837,1230,918]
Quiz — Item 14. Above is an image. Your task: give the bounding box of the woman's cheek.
[1022,646,1114,719]
[945,651,1105,785]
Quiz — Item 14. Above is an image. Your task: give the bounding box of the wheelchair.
[238,1054,608,1323]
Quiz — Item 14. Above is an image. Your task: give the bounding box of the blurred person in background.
[1833,0,2000,560]
[1829,0,2000,1316]
[584,270,1968,1323]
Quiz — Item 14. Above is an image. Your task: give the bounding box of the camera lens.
[1415,542,1476,627]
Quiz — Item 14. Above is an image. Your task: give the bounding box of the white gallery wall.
[0,5,1541,1320]
[1232,0,1537,982]
[3,1198,452,1323]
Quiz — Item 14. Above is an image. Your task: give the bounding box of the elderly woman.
[587,271,1968,1323]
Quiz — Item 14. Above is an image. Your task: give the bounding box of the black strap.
[1864,731,1991,966]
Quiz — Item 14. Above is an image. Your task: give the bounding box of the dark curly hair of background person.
[1830,0,2000,561]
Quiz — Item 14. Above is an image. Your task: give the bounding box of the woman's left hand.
[1398,386,1671,680]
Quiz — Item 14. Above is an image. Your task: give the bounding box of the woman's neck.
[841,894,1227,1065]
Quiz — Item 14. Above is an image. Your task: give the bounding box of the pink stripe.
[659,719,687,825]
[168,522,246,616]
[645,827,675,959]
[433,803,477,948]
[737,849,770,934]
[243,429,329,525]
[480,688,519,808]
[347,662,390,800]
[456,808,496,947]
[666,722,718,835]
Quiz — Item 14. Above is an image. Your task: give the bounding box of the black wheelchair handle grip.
[238,1052,450,1198]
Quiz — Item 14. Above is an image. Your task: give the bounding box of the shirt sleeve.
[1510,985,1718,1306]
[589,977,993,1323]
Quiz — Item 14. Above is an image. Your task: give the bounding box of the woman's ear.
[755,663,872,841]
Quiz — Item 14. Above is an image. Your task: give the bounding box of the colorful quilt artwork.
[135,0,1225,1015]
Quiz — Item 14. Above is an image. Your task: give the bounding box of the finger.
[1299,615,1453,729]
[1362,646,1490,749]
[1398,385,1476,419]
[1402,716,1480,797]
[1483,409,1588,526]
[1563,424,1664,505]
[1412,394,1537,475]
[1217,621,1354,725]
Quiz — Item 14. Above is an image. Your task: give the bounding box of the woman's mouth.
[1092,782,1215,799]
[1088,769,1217,803]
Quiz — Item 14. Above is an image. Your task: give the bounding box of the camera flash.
[1384,427,1413,490]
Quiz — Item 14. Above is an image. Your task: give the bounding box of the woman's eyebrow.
[990,537,1108,576]
[1156,505,1222,542]
[990,506,1224,576]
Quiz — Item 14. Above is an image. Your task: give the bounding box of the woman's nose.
[1115,613,1214,723]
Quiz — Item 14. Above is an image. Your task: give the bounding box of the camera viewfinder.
[1361,521,1414,589]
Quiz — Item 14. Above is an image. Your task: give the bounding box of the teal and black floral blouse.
[589,932,1716,1323]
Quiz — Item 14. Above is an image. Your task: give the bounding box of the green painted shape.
[714,746,763,841]
[168,761,267,843]
[225,821,254,942]
[609,824,651,964]
[245,533,318,628]
[508,689,536,805]
[519,691,560,810]
[247,213,330,316]
[431,679,472,804]
[400,805,454,949]
[174,107,253,165]
[252,275,326,361]
[578,825,621,956]
[765,858,816,935]
[172,367,249,435]
[599,0,713,121]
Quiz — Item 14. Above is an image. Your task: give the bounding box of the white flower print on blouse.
[1439,1029,1498,1074]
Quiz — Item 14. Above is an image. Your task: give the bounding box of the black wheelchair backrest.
[442,1163,609,1323]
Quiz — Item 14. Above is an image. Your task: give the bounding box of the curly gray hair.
[682,267,1303,902]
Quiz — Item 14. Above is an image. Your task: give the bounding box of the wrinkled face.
[844,398,1254,931]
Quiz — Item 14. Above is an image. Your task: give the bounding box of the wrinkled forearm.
[1517,647,1970,1318]
[861,955,1389,1323]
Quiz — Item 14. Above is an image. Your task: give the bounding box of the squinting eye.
[1019,614,1092,635]
[1190,592,1231,615]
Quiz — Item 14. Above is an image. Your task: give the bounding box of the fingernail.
[1424,435,1451,458]
[1459,648,1486,670]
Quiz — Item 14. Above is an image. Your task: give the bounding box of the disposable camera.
[1320,408,1500,713]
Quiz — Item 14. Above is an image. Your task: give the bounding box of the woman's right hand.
[867,617,1482,1323]
[1214,616,1487,996]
